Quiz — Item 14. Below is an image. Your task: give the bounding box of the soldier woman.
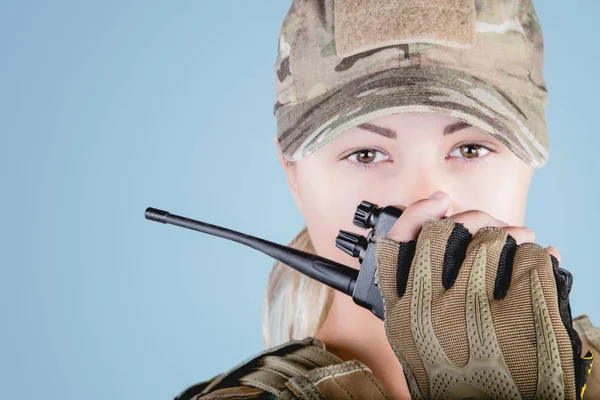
[177,1,598,399]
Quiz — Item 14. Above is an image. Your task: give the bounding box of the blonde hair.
[262,225,335,348]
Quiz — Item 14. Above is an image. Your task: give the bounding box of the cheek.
[449,161,533,225]
[296,167,366,269]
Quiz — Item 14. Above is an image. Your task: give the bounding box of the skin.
[275,112,560,400]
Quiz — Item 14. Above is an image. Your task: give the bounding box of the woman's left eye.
[448,143,492,161]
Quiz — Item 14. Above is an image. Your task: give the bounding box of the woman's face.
[277,112,535,269]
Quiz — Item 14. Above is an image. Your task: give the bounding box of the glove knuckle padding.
[375,218,578,400]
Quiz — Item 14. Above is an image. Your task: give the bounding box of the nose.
[395,175,454,216]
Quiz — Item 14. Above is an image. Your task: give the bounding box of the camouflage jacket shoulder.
[173,336,391,400]
[574,315,600,398]
[175,315,600,400]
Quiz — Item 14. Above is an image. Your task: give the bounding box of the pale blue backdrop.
[1,1,598,399]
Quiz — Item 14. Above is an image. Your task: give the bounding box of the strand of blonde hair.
[262,226,334,348]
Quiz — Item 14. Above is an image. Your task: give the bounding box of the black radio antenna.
[144,207,357,296]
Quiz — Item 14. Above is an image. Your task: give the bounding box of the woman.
[177,0,598,399]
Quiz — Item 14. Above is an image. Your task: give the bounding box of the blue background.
[1,1,598,398]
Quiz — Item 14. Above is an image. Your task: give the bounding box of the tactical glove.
[375,217,593,399]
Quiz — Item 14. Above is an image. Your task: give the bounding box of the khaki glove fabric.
[375,217,592,400]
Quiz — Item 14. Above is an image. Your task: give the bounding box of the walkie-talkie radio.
[333,201,402,319]
[144,201,573,319]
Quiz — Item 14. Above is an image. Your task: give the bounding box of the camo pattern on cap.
[273,0,550,167]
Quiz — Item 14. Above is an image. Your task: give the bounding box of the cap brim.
[276,66,548,168]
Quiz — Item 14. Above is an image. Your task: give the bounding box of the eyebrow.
[443,121,472,136]
[357,121,472,139]
[357,123,396,139]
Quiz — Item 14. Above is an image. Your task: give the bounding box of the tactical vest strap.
[238,345,342,395]
[232,339,391,399]
[280,360,391,399]
[197,337,342,397]
[181,337,391,399]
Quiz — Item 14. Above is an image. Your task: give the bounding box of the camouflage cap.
[273,0,550,167]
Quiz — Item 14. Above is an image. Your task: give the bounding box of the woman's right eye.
[344,148,390,169]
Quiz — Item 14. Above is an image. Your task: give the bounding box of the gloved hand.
[374,192,593,400]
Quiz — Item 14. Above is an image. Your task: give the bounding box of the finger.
[447,209,508,235]
[501,226,536,245]
[512,242,575,390]
[385,190,451,242]
[546,245,561,263]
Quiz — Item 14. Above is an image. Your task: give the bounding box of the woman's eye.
[448,144,491,160]
[345,148,389,167]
